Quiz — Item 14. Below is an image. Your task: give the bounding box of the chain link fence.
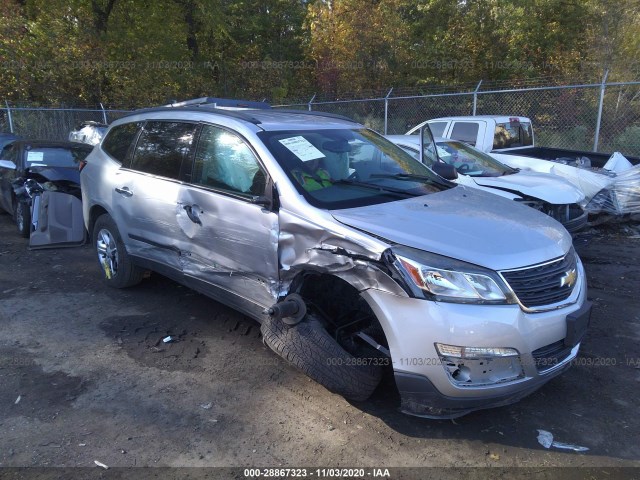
[1,78,639,156]
[277,78,640,157]
[0,105,129,141]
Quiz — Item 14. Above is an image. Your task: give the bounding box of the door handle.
[115,186,133,197]
[183,204,202,225]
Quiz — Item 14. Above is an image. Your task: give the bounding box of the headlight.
[389,246,515,304]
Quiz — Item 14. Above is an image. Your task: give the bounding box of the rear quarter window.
[129,121,197,180]
[102,122,142,163]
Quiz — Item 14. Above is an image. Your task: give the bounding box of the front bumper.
[361,260,589,418]
[395,343,580,419]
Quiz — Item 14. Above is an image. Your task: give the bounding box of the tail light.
[79,160,87,172]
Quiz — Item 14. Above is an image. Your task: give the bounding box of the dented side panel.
[176,185,280,309]
[277,207,407,298]
[111,170,184,270]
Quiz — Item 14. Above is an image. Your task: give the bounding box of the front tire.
[14,201,30,238]
[93,214,144,288]
[261,314,383,401]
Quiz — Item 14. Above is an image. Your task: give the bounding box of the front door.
[175,123,279,313]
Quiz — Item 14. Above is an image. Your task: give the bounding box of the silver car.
[80,99,591,418]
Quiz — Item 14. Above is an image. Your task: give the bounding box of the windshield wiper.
[332,179,419,197]
[369,172,445,186]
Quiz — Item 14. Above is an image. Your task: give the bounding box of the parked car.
[0,140,92,237]
[69,121,108,146]
[406,116,640,217]
[386,135,588,232]
[81,99,590,419]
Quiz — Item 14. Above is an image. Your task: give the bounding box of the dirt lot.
[0,211,639,476]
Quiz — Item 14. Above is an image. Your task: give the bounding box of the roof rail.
[163,97,271,110]
[125,105,265,125]
[273,109,358,123]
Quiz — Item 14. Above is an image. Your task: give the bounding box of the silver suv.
[81,98,591,418]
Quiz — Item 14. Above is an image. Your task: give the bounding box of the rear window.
[494,120,533,149]
[450,122,479,145]
[24,146,91,168]
[102,122,142,163]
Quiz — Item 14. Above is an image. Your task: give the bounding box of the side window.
[102,122,142,163]
[450,122,479,145]
[428,122,448,138]
[130,121,197,179]
[192,125,265,196]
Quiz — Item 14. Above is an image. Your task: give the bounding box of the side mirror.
[431,162,458,180]
[251,195,272,209]
[0,159,17,170]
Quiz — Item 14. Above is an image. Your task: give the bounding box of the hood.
[472,170,585,204]
[332,186,571,271]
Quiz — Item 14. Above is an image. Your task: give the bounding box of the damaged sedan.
[0,140,92,245]
[386,135,588,233]
[80,99,591,418]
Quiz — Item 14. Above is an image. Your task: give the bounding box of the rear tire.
[14,201,30,238]
[261,314,382,401]
[93,214,145,288]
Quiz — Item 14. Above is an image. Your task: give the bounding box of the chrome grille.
[500,248,578,308]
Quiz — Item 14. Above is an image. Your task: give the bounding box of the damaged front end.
[516,197,588,233]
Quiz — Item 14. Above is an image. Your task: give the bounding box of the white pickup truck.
[407,115,640,168]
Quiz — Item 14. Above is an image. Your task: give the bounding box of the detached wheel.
[261,314,382,401]
[93,214,144,288]
[14,201,31,238]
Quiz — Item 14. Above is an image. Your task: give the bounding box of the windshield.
[24,146,91,168]
[258,128,450,209]
[434,140,517,177]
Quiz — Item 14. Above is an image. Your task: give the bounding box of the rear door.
[112,120,198,270]
[174,123,279,311]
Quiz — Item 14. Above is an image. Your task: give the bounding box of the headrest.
[323,140,351,153]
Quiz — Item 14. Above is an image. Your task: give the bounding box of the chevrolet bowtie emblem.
[560,268,577,288]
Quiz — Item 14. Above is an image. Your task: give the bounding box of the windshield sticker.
[279,136,325,162]
[26,151,44,162]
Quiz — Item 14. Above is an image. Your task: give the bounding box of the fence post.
[308,94,316,111]
[99,102,108,124]
[472,80,483,116]
[593,69,609,152]
[4,100,14,133]
[384,87,394,135]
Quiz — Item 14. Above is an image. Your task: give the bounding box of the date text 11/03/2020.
[244,468,391,478]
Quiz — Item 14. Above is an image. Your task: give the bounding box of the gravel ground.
[0,212,639,478]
